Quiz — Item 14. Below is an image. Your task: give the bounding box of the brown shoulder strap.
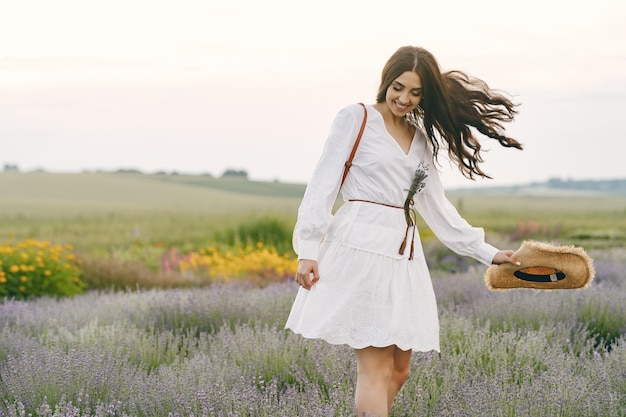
[340,103,367,188]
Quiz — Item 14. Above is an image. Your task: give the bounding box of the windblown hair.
[376,46,523,180]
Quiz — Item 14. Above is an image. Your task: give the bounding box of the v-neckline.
[369,105,415,156]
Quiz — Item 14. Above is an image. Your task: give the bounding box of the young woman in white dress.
[286,45,523,416]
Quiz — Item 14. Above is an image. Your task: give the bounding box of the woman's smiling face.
[384,71,423,117]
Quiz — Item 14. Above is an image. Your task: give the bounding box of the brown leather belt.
[348,199,416,260]
[348,199,402,210]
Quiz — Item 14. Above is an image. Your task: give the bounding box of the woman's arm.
[294,104,363,261]
[413,163,512,266]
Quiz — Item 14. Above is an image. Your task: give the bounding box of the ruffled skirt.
[285,208,440,352]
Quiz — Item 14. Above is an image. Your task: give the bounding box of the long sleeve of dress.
[414,165,499,266]
[294,105,363,261]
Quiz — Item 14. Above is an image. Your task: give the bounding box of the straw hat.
[485,240,595,290]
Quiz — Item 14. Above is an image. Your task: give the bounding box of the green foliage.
[214,216,294,255]
[221,168,248,179]
[444,191,626,248]
[79,256,207,291]
[0,239,85,299]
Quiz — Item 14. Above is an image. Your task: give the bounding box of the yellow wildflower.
[0,277,6,284]
[20,276,28,282]
[9,265,19,273]
[44,270,52,276]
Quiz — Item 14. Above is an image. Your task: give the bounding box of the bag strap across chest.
[340,103,367,188]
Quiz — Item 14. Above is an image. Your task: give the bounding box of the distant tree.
[3,164,19,172]
[221,169,248,179]
[115,168,144,174]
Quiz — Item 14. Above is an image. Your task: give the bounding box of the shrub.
[0,239,85,299]
[214,216,294,255]
[79,256,206,291]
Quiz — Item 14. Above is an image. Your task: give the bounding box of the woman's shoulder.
[330,103,370,127]
[336,102,369,117]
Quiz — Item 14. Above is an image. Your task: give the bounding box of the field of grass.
[0,172,625,415]
[1,172,625,258]
[0,172,302,257]
[446,192,626,249]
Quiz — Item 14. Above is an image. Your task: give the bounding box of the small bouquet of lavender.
[403,162,428,225]
[399,163,429,259]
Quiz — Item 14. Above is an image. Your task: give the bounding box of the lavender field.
[1,249,625,417]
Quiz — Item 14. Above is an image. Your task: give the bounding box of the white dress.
[285,103,498,352]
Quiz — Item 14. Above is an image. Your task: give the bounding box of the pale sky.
[1,0,625,189]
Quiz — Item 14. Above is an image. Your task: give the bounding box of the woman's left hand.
[492,250,521,266]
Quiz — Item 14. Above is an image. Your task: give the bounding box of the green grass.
[1,172,625,261]
[0,172,304,216]
[433,192,626,248]
[0,172,302,257]
[153,174,307,198]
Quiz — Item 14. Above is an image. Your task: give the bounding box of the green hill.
[451,178,626,195]
[0,172,305,217]
[0,172,306,255]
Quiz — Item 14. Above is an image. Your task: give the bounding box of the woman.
[285,46,522,416]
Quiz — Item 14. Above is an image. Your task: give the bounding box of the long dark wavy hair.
[376,46,523,180]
